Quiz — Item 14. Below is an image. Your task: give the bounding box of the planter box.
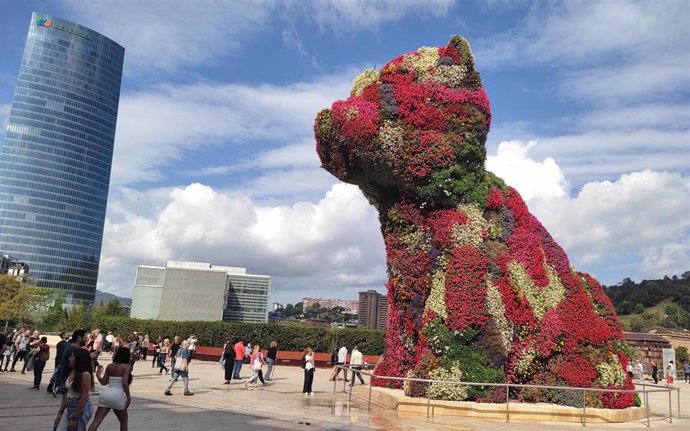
[357,386,647,424]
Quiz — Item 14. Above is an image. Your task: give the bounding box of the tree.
[104,298,127,316]
[676,347,689,365]
[0,275,36,327]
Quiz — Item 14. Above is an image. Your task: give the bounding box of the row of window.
[4,128,114,171]
[0,152,111,187]
[0,166,110,201]
[2,218,101,243]
[9,111,114,153]
[11,102,116,144]
[2,141,112,178]
[15,78,119,120]
[12,98,116,136]
[22,50,123,95]
[0,203,105,228]
[0,234,101,255]
[23,38,123,95]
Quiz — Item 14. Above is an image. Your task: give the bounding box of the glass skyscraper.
[0,13,124,304]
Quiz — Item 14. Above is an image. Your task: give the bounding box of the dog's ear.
[446,35,482,90]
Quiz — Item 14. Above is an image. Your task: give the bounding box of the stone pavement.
[0,353,688,431]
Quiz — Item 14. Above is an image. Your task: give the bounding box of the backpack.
[301,354,306,369]
[331,352,338,364]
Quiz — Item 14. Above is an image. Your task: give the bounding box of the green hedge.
[81,317,385,355]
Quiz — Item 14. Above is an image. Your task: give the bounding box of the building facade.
[648,328,690,351]
[623,331,671,370]
[0,253,29,280]
[358,289,388,330]
[130,261,270,323]
[302,297,358,314]
[0,13,124,304]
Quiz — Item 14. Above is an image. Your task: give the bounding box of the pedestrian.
[666,361,676,385]
[53,348,94,431]
[651,360,658,384]
[87,347,132,431]
[245,344,267,387]
[29,336,50,390]
[10,329,31,372]
[302,347,315,396]
[349,346,365,386]
[330,345,348,381]
[222,342,234,385]
[152,337,162,368]
[140,335,149,361]
[157,339,170,375]
[169,336,181,371]
[164,340,193,396]
[232,338,244,379]
[187,335,198,362]
[265,341,278,381]
[54,329,89,397]
[636,360,644,381]
[683,362,690,384]
[1,329,13,371]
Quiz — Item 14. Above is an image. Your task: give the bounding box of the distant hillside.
[605,273,690,331]
[95,289,132,307]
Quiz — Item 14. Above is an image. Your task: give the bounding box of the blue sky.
[1,0,688,305]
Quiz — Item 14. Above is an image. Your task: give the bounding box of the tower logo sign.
[35,17,92,40]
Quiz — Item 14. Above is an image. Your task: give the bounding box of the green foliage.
[50,316,385,354]
[0,275,39,326]
[676,347,689,365]
[423,318,503,399]
[606,273,690,331]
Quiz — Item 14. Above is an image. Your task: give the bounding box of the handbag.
[174,355,188,373]
[252,357,262,371]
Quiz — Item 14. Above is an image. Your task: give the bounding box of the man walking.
[330,345,348,381]
[349,346,365,386]
[232,338,245,380]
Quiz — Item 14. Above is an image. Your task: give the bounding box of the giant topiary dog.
[314,36,634,408]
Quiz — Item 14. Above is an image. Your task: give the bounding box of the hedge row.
[84,317,386,355]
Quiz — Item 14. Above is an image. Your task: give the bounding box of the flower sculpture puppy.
[315,36,634,408]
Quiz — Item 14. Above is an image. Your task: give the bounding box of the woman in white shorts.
[88,347,132,431]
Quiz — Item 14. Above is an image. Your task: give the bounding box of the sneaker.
[164,390,172,396]
[184,391,194,396]
[310,392,315,396]
[304,392,309,397]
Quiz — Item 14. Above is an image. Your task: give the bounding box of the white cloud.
[65,0,457,74]
[100,182,386,301]
[487,140,570,200]
[111,74,352,185]
[486,140,690,284]
[65,0,273,74]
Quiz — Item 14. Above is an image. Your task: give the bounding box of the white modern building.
[130,260,270,323]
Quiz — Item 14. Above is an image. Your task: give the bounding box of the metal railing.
[331,365,682,427]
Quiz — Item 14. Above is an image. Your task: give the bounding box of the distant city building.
[302,297,359,314]
[0,13,124,304]
[271,302,283,311]
[0,254,29,280]
[130,261,270,323]
[358,290,388,330]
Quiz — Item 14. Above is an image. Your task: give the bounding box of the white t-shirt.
[305,354,314,370]
[337,346,347,363]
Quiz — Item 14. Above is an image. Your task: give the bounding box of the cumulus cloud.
[100,182,386,301]
[487,140,570,200]
[487,139,690,284]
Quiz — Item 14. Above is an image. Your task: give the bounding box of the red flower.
[445,246,490,331]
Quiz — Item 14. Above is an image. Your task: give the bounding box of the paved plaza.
[1,352,688,431]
